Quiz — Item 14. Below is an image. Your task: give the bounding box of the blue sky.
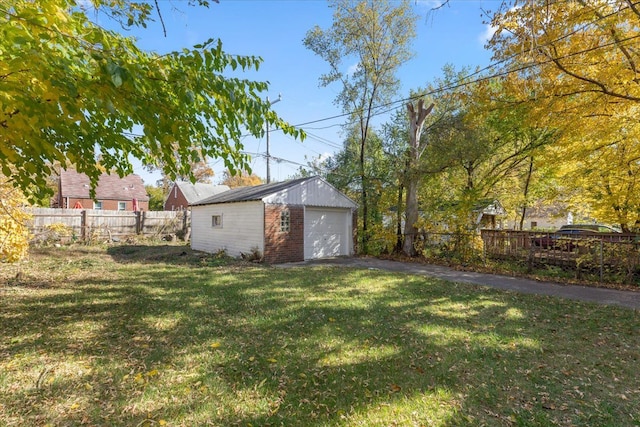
[113,0,496,185]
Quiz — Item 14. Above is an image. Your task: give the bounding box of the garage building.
[190,176,358,263]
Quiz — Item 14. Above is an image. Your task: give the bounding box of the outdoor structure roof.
[193,177,313,206]
[173,181,230,204]
[59,169,149,201]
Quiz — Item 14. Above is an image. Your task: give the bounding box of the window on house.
[531,221,538,229]
[118,201,126,211]
[94,201,103,210]
[212,214,223,228]
[280,210,290,232]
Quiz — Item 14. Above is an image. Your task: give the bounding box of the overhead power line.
[287,2,638,128]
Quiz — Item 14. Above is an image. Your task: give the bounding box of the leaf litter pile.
[1,244,639,426]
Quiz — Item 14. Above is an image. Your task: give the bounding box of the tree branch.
[576,0,638,77]
[1,109,20,128]
[154,0,167,38]
[540,45,640,102]
[1,69,31,80]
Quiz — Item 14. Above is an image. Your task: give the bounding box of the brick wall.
[164,186,189,211]
[264,204,304,264]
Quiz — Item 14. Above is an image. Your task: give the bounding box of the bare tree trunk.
[403,100,434,257]
[403,178,419,255]
[395,182,404,253]
[518,156,534,231]
[360,132,368,254]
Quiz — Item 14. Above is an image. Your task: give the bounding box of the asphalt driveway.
[277,256,640,310]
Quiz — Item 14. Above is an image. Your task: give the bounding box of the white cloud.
[347,63,360,76]
[76,0,94,11]
[478,24,497,45]
[319,152,332,162]
[413,0,447,10]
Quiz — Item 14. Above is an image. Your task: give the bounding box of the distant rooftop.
[173,181,230,204]
[193,177,316,206]
[59,169,149,201]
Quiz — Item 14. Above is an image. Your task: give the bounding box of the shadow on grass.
[1,245,639,426]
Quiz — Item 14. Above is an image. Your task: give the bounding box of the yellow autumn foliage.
[487,0,640,230]
[0,179,31,262]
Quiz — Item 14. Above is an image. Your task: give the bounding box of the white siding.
[263,177,357,208]
[191,201,264,257]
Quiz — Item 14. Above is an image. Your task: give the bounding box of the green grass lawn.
[1,244,639,426]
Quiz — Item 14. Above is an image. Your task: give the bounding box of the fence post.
[528,235,535,273]
[81,210,88,241]
[482,234,487,265]
[135,211,141,235]
[600,240,604,283]
[183,210,191,242]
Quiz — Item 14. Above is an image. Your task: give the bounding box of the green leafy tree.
[0,177,31,262]
[380,109,410,252]
[304,0,417,253]
[487,0,640,231]
[220,169,263,188]
[145,185,165,211]
[409,70,556,235]
[1,0,302,202]
[306,126,395,255]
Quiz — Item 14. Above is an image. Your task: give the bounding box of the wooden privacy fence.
[27,208,190,242]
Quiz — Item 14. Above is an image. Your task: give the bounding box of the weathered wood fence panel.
[481,229,640,281]
[27,208,190,242]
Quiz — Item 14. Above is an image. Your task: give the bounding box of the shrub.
[0,180,31,262]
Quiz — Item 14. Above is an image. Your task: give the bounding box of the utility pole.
[266,94,282,184]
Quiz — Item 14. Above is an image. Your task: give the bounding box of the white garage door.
[304,208,351,260]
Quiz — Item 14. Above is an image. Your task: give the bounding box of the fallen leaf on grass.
[411,365,425,374]
[390,384,401,393]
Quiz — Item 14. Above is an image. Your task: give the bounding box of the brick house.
[190,176,358,264]
[164,181,230,211]
[56,169,149,211]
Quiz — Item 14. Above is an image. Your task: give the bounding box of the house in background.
[190,176,358,264]
[56,169,149,211]
[507,204,572,230]
[474,199,506,229]
[164,181,230,211]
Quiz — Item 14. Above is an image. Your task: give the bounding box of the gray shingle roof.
[192,177,315,206]
[174,181,230,204]
[60,169,149,201]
